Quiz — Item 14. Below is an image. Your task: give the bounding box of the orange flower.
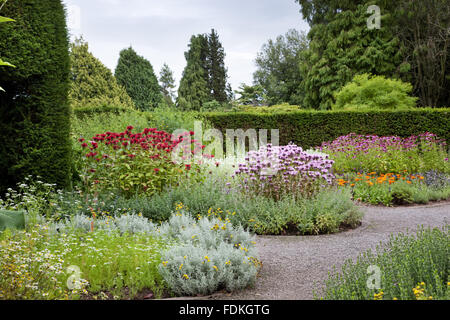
[351,183,355,187]
[407,181,412,184]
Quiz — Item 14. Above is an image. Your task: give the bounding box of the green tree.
[207,29,232,103]
[297,2,405,109]
[0,0,72,192]
[296,0,449,109]
[177,35,210,111]
[178,30,232,110]
[69,37,135,110]
[159,63,176,107]
[234,83,267,106]
[392,0,449,107]
[254,29,309,106]
[115,47,162,111]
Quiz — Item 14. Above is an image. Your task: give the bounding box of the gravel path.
[208,201,450,300]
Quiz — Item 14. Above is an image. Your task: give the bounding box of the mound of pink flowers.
[233,143,335,200]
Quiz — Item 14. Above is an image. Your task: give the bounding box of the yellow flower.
[204,256,210,262]
[225,260,231,265]
[179,263,183,270]
[162,261,168,267]
[212,265,218,271]
[182,274,189,280]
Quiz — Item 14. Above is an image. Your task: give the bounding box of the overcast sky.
[63,0,309,92]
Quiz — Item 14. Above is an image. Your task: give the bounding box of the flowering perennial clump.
[320,132,449,174]
[233,143,335,200]
[78,126,207,197]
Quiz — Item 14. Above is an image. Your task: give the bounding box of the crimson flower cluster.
[78,126,207,195]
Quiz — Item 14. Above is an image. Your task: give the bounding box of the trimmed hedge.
[0,0,72,194]
[203,109,450,149]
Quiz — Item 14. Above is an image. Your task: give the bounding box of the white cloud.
[63,0,310,91]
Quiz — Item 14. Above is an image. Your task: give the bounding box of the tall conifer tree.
[115,47,162,111]
[69,38,135,110]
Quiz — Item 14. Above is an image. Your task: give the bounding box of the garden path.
[207,201,450,300]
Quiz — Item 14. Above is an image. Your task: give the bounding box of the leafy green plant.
[0,223,167,300]
[158,211,260,296]
[333,74,417,111]
[0,0,15,92]
[78,127,206,198]
[316,226,450,300]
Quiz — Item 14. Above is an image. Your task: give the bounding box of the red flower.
[185,164,191,171]
[154,168,160,173]
[81,143,88,148]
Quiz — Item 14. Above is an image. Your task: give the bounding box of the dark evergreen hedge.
[0,0,72,193]
[203,109,450,149]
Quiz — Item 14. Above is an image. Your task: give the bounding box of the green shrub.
[105,177,363,235]
[0,0,72,193]
[49,210,260,297]
[115,47,162,111]
[203,109,450,151]
[69,38,135,110]
[158,213,260,296]
[332,74,417,111]
[316,226,450,300]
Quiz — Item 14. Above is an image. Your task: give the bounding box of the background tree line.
[245,0,449,109]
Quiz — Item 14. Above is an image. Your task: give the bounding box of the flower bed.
[320,132,449,174]
[77,126,208,197]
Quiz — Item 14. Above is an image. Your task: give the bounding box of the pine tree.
[177,35,210,111]
[115,47,162,111]
[0,0,72,192]
[69,38,135,110]
[178,30,232,110]
[159,63,176,107]
[207,29,231,103]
